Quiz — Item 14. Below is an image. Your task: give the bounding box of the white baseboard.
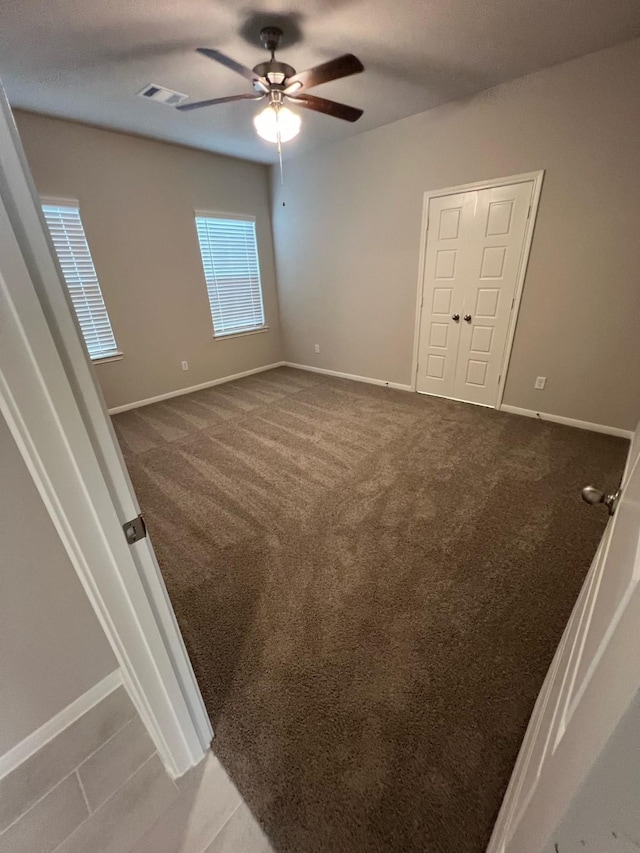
[107,361,631,440]
[283,362,413,392]
[0,670,122,780]
[500,404,633,440]
[108,362,286,414]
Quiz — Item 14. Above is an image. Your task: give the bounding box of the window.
[41,201,120,361]
[195,214,266,338]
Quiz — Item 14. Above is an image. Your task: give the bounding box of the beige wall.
[15,112,283,410]
[271,39,640,431]
[0,414,116,755]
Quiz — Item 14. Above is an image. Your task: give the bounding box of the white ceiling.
[1,0,638,163]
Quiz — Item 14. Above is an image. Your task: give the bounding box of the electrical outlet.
[534,376,546,390]
[181,361,189,371]
[314,344,320,353]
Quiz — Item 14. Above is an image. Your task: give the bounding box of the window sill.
[213,326,269,342]
[92,352,124,365]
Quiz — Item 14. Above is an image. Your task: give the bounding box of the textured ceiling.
[0,0,638,163]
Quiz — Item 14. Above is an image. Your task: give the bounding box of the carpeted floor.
[113,367,627,853]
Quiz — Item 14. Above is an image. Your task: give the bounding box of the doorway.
[0,90,211,778]
[414,173,543,407]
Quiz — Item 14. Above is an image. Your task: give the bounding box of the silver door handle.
[452,313,460,321]
[581,485,620,516]
[463,314,472,322]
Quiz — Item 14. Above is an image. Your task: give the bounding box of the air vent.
[137,84,188,106]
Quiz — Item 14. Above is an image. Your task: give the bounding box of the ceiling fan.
[177,27,364,144]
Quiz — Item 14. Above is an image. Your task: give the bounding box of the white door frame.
[411,171,544,408]
[0,86,211,776]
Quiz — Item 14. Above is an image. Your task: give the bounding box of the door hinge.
[498,374,501,384]
[527,205,532,219]
[511,297,515,309]
[123,514,147,545]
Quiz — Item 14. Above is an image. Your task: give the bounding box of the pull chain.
[277,135,284,186]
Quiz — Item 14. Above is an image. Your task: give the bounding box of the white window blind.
[195,215,265,338]
[42,202,119,360]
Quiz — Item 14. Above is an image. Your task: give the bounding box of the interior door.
[416,180,533,406]
[452,182,533,405]
[415,191,476,398]
[488,422,640,853]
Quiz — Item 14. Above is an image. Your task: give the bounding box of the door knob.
[581,485,620,516]
[452,313,460,321]
[463,314,472,322]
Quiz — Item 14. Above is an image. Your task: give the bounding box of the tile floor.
[131,752,274,853]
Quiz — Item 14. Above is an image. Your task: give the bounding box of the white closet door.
[452,182,533,406]
[416,180,533,407]
[415,191,476,397]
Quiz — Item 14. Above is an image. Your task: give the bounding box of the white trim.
[415,171,545,201]
[500,404,633,439]
[194,209,256,222]
[214,325,270,341]
[283,362,412,392]
[0,671,122,780]
[92,352,124,365]
[411,170,545,409]
[108,362,286,414]
[0,91,209,780]
[40,194,80,208]
[494,174,544,409]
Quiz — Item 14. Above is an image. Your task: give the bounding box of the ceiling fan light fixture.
[284,80,303,95]
[253,105,301,143]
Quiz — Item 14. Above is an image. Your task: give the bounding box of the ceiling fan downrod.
[259,26,283,60]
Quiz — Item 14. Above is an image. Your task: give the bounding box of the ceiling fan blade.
[283,54,364,94]
[177,93,265,112]
[196,48,269,92]
[287,93,363,122]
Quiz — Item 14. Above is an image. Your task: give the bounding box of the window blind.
[42,203,119,361]
[195,215,265,337]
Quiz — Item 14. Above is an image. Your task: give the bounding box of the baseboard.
[108,362,287,414]
[0,669,123,780]
[499,404,633,439]
[283,362,413,392]
[107,363,631,440]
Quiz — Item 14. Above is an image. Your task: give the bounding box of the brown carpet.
[113,367,627,853]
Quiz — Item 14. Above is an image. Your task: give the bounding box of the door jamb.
[0,89,210,776]
[410,170,544,409]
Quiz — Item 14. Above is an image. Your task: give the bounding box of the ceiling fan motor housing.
[259,26,283,55]
[253,60,297,89]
